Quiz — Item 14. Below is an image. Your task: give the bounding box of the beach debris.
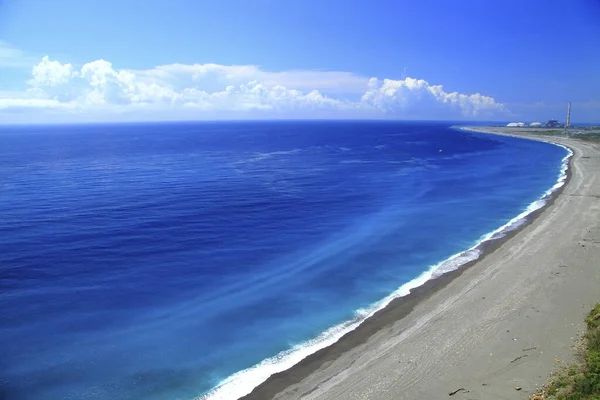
[511,354,529,363]
[448,388,468,396]
[515,386,522,391]
[522,346,537,351]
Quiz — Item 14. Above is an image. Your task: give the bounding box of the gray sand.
[243,127,600,400]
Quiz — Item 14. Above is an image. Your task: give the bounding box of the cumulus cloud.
[10,57,348,114]
[0,55,508,120]
[179,82,348,112]
[361,77,506,117]
[30,56,74,86]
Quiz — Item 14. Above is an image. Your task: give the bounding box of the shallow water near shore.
[0,121,567,400]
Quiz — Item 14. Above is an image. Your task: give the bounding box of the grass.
[535,304,600,399]
[572,134,600,143]
[520,130,600,143]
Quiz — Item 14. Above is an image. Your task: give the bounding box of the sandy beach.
[243,127,600,400]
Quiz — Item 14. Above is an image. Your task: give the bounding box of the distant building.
[545,120,563,128]
[507,122,525,127]
[530,122,542,127]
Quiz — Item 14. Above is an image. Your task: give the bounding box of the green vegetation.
[570,134,600,143]
[538,304,600,399]
[520,129,600,143]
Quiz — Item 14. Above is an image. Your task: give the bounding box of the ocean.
[0,121,569,400]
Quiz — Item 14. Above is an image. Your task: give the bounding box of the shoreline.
[265,126,599,399]
[213,127,581,400]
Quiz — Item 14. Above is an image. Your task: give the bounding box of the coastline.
[261,126,599,399]
[213,126,597,400]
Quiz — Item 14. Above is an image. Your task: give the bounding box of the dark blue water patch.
[0,121,566,399]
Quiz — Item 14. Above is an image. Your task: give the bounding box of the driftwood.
[449,388,468,396]
[511,354,529,363]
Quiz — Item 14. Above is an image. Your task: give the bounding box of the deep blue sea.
[0,121,568,400]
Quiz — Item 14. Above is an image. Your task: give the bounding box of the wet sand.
[242,126,600,399]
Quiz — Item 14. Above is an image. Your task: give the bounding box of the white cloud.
[0,97,68,110]
[150,64,369,94]
[361,77,506,117]
[0,56,509,121]
[0,87,73,110]
[30,56,74,86]
[178,82,348,112]
[0,41,34,68]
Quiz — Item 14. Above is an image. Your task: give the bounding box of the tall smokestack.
[566,102,571,129]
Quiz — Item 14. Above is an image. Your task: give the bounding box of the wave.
[198,144,572,400]
[244,149,304,162]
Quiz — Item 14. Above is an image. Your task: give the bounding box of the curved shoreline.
[249,127,600,400]
[203,127,575,400]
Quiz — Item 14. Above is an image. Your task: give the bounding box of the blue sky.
[0,0,599,123]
